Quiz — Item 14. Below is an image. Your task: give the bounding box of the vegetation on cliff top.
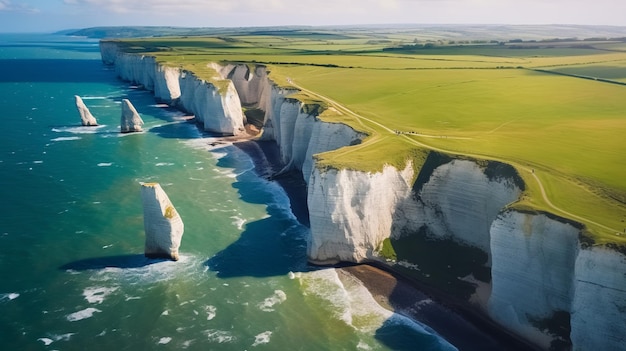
[104,27,626,246]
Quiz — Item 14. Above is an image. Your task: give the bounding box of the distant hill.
[65,24,626,40]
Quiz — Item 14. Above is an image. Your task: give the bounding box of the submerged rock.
[120,99,144,133]
[140,183,184,261]
[74,95,98,126]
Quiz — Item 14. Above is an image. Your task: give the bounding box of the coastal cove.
[0,33,499,351]
[98,30,626,351]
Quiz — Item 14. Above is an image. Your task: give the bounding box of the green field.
[106,27,626,246]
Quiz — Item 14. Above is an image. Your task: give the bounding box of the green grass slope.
[104,28,626,246]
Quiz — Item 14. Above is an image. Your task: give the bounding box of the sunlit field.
[106,28,626,245]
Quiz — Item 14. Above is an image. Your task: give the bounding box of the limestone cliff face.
[141,183,184,261]
[570,246,626,350]
[488,211,626,350]
[74,95,98,126]
[403,159,522,254]
[307,164,414,264]
[489,211,579,348]
[177,71,246,135]
[100,42,245,136]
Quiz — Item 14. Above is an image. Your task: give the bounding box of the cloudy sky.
[0,0,624,32]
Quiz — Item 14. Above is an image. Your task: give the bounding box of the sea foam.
[252,331,272,347]
[258,290,287,312]
[66,307,101,322]
[204,329,235,344]
[83,286,118,304]
[298,268,457,351]
[51,136,82,142]
[0,293,20,302]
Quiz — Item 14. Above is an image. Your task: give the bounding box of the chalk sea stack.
[140,183,184,261]
[74,95,98,126]
[120,99,144,133]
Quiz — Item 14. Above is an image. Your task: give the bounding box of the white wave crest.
[83,286,118,304]
[158,337,172,345]
[88,254,201,285]
[66,307,101,322]
[52,125,106,134]
[230,216,246,230]
[51,136,81,142]
[204,329,235,344]
[37,333,75,346]
[258,290,287,312]
[298,269,458,350]
[252,331,272,347]
[1,293,20,301]
[205,305,217,320]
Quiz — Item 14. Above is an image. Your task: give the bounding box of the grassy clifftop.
[103,26,626,246]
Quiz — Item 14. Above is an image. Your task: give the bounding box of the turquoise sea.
[0,33,460,350]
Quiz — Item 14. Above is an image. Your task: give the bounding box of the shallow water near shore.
[0,34,462,350]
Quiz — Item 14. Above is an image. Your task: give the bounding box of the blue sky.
[1,0,625,32]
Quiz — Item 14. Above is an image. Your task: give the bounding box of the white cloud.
[59,0,626,26]
[0,0,40,13]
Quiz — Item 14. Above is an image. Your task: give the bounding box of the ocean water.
[0,34,457,350]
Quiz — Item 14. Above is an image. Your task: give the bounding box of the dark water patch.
[375,319,454,351]
[0,43,102,54]
[205,219,308,278]
[59,254,168,271]
[235,140,310,226]
[0,59,112,83]
[149,120,201,139]
[206,141,310,278]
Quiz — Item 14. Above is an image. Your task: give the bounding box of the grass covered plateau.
[105,26,626,246]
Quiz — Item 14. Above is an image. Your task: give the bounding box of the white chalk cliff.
[74,95,98,126]
[100,42,246,136]
[120,99,144,133]
[141,183,184,261]
[101,42,626,350]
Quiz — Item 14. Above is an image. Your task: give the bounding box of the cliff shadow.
[204,142,311,278]
[59,254,169,271]
[234,140,310,226]
[148,118,202,139]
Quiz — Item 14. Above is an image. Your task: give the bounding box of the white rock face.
[226,64,269,106]
[177,72,246,135]
[307,163,414,264]
[120,99,144,133]
[413,160,522,253]
[154,65,182,103]
[101,45,246,136]
[74,95,98,126]
[302,121,365,185]
[141,183,184,261]
[99,41,119,65]
[489,211,579,348]
[571,247,626,350]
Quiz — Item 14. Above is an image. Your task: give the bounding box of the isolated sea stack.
[120,99,144,133]
[74,95,98,126]
[140,183,184,261]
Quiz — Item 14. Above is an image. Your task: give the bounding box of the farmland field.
[107,27,626,246]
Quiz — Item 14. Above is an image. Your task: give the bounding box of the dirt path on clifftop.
[290,80,618,234]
